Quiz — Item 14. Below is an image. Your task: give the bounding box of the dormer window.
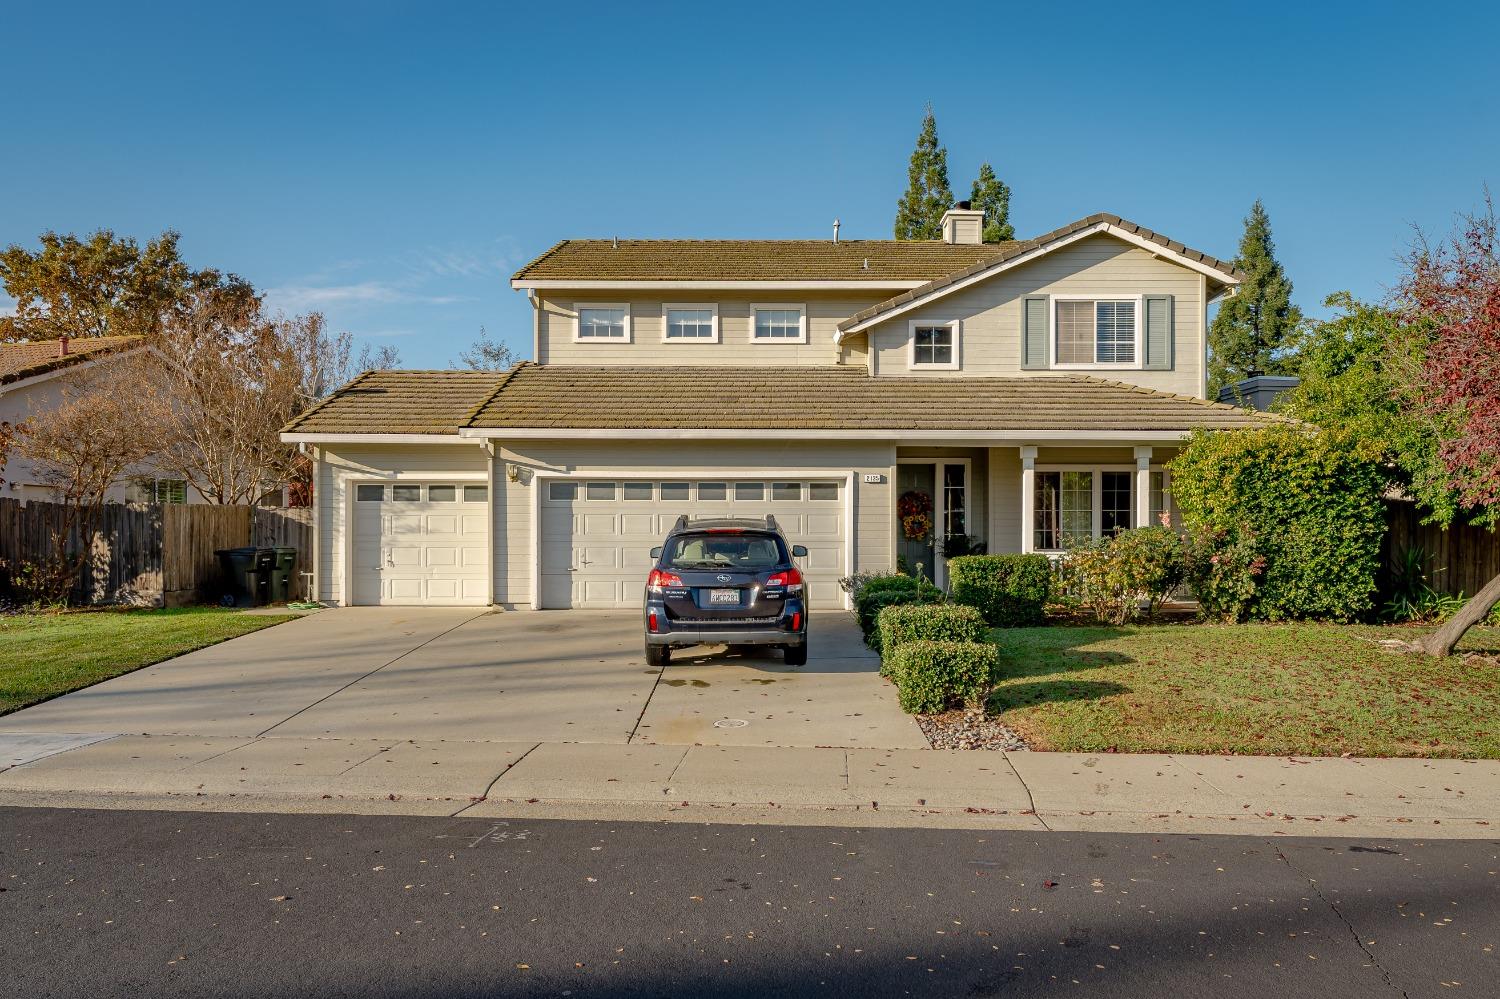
[574,304,630,342]
[908,319,960,370]
[751,304,807,344]
[1055,297,1138,366]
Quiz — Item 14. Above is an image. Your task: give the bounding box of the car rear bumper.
[645,628,805,648]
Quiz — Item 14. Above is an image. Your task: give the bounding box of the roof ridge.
[460,361,530,427]
[281,369,378,433]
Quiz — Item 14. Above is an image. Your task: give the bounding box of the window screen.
[753,309,802,340]
[577,307,626,339]
[666,308,714,339]
[1056,300,1137,364]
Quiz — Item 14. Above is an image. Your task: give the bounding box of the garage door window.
[586,481,616,500]
[698,482,728,500]
[772,482,801,501]
[660,482,690,501]
[809,482,839,501]
[464,485,488,502]
[623,482,653,500]
[734,482,764,500]
[427,485,457,502]
[549,481,577,500]
[392,484,422,502]
[356,484,385,502]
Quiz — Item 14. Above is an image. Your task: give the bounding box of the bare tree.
[454,326,514,370]
[14,355,162,600]
[151,297,403,505]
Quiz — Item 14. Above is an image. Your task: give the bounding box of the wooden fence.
[0,497,314,606]
[1382,499,1500,598]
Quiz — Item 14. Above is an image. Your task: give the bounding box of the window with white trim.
[575,305,629,341]
[909,321,959,369]
[1033,469,1137,551]
[664,305,717,341]
[751,305,806,343]
[1056,299,1137,365]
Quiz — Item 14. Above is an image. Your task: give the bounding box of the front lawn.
[987,622,1500,758]
[0,607,300,715]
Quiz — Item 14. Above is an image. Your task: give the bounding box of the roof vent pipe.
[832,219,840,244]
[611,236,618,249]
[57,335,70,357]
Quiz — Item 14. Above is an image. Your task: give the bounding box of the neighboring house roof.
[0,336,145,386]
[283,364,1289,437]
[836,214,1246,338]
[511,240,1017,284]
[282,369,507,436]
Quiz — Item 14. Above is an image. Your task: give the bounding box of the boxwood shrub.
[874,603,986,671]
[946,554,1052,626]
[853,574,943,640]
[886,640,999,714]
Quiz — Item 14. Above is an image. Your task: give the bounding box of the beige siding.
[494,441,896,606]
[865,234,1206,397]
[536,292,889,367]
[315,442,490,604]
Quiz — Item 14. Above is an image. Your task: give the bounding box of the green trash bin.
[269,547,298,604]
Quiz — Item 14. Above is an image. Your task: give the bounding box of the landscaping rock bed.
[917,707,1029,751]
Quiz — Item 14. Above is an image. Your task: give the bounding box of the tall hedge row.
[1169,426,1386,621]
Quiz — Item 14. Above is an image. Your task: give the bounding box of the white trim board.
[512,279,928,291]
[281,433,482,445]
[836,222,1238,340]
[462,428,1202,442]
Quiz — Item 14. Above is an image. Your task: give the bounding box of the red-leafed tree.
[1397,195,1500,656]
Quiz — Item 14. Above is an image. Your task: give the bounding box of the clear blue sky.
[2,1,1494,368]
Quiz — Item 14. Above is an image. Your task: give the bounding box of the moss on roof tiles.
[0,336,144,384]
[282,369,509,435]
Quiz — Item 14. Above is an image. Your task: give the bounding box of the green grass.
[0,607,300,715]
[987,621,1500,758]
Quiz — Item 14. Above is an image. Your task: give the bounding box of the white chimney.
[832,218,841,244]
[940,201,985,245]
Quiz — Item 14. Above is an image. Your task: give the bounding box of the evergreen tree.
[969,163,1015,242]
[1209,200,1303,394]
[893,108,953,240]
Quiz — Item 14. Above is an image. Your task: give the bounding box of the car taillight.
[792,611,802,631]
[648,611,659,632]
[766,567,803,593]
[647,569,683,591]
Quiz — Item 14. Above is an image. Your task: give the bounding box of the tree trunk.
[1412,570,1500,657]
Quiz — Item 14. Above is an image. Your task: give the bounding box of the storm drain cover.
[713,719,749,729]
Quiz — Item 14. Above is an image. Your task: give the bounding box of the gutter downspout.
[527,289,541,363]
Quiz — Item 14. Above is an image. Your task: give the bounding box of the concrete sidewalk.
[2,732,1497,838]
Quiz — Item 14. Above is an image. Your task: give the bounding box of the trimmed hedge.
[947,554,1052,626]
[874,603,986,671]
[886,640,999,714]
[853,574,943,640]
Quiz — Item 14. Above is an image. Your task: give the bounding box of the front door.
[896,460,970,588]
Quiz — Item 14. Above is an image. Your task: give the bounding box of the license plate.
[708,588,740,605]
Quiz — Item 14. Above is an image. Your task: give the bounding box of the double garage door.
[351,481,489,605]
[540,477,847,610]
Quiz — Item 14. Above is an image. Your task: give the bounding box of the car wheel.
[646,644,671,668]
[783,643,808,666]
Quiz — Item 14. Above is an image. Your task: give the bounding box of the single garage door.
[351,481,489,605]
[540,477,846,610]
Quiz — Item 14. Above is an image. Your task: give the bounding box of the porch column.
[1134,446,1153,529]
[1019,446,1037,553]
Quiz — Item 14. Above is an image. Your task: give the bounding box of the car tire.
[646,643,671,668]
[783,643,808,667]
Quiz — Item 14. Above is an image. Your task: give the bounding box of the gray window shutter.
[1022,295,1049,369]
[1144,294,1174,370]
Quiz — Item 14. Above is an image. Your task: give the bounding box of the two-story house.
[281,209,1282,609]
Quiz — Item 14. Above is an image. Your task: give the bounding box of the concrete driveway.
[0,607,924,750]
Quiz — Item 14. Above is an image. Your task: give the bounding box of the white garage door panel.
[540,478,847,610]
[350,482,488,606]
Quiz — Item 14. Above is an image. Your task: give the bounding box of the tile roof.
[281,369,510,435]
[0,336,144,385]
[457,364,1288,433]
[512,239,1018,283]
[838,213,1246,333]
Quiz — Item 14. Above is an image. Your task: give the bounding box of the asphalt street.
[2,806,1494,998]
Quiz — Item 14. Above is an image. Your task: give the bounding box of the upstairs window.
[575,304,629,341]
[664,304,718,341]
[751,305,806,343]
[909,320,959,369]
[1056,298,1137,366]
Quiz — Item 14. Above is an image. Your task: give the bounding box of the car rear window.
[663,533,785,570]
